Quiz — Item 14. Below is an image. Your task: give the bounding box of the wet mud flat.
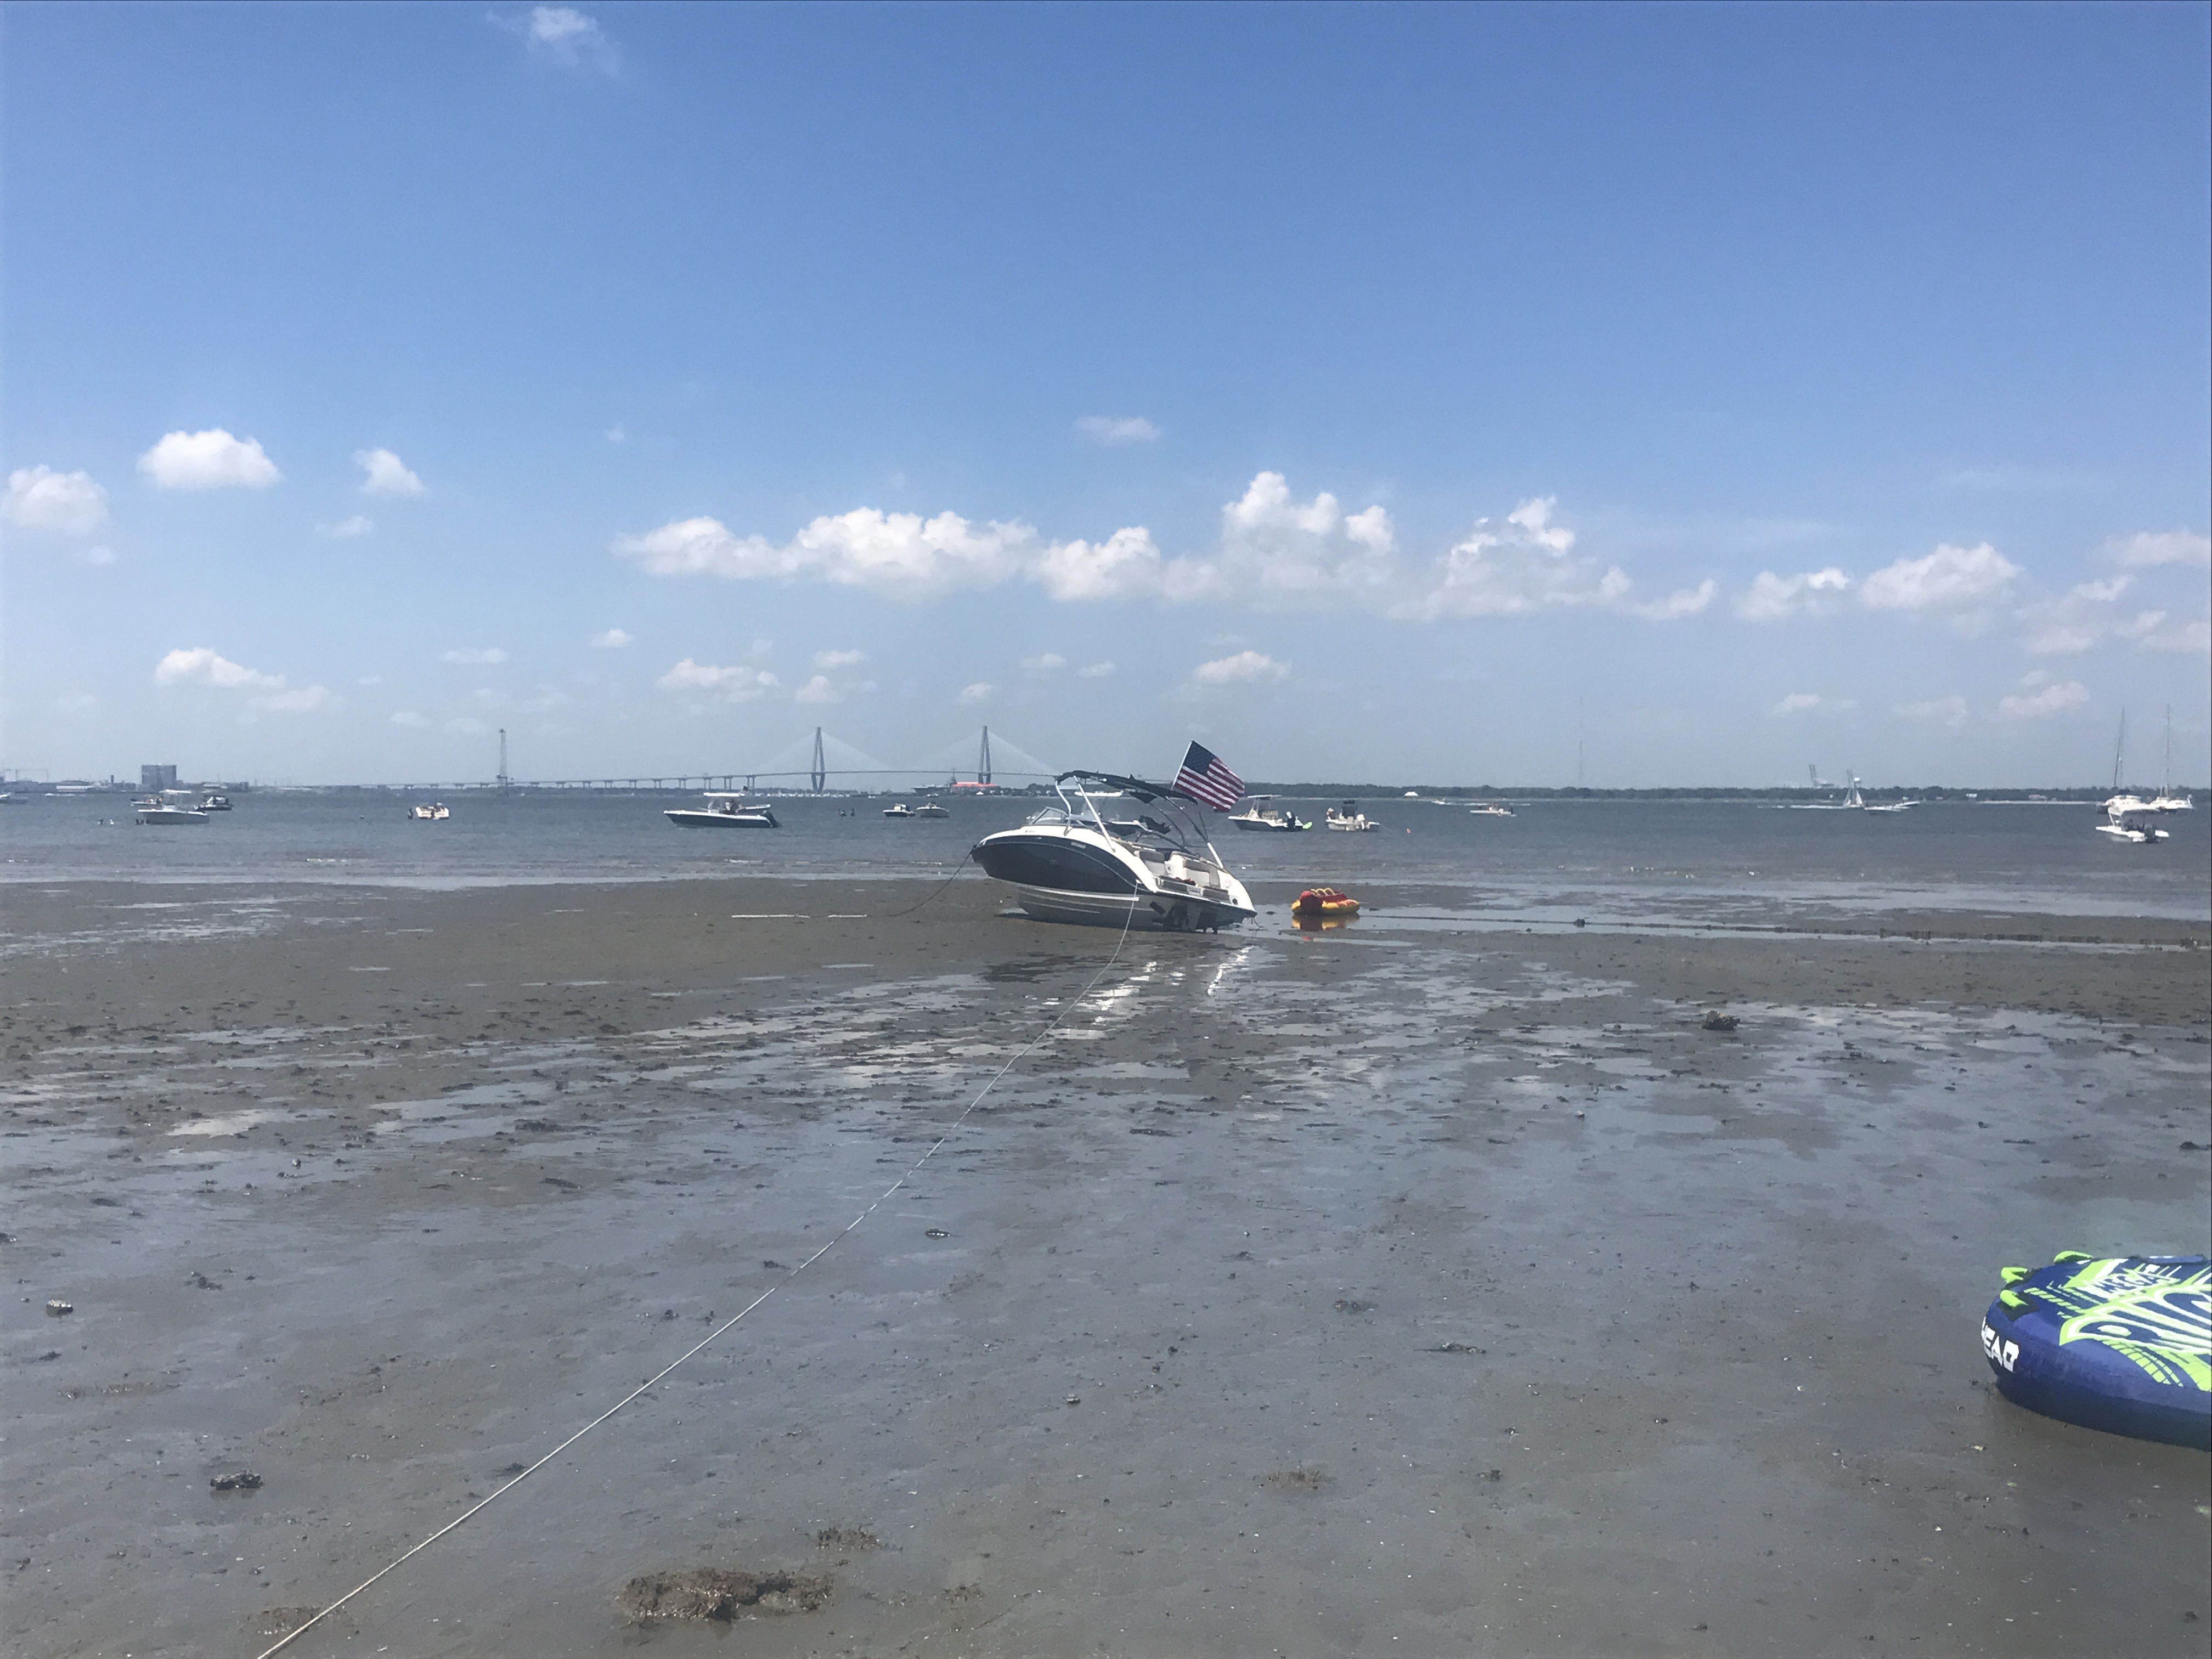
[4,877,2209,1656]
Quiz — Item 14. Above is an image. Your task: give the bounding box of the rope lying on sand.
[257,895,1141,1658]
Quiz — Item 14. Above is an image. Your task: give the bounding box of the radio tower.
[978,725,992,788]
[810,727,826,793]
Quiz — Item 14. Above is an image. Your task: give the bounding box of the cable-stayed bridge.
[400,726,1061,794]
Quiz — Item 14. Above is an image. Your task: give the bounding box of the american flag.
[1172,741,1245,812]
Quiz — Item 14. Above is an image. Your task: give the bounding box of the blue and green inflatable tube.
[1981,1252,2209,1451]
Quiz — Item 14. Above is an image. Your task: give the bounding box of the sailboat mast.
[2112,710,2126,793]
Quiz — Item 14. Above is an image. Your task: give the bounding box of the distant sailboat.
[2148,705,2193,812]
[1789,766,1865,810]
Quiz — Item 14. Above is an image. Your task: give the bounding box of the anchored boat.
[970,769,1256,932]
[1227,796,1311,832]
[665,792,780,830]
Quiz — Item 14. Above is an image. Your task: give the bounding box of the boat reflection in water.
[970,769,1256,932]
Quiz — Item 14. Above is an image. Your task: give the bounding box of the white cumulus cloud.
[657,659,778,702]
[319,515,375,539]
[1221,473,1396,605]
[2143,618,2210,654]
[501,4,617,69]
[391,710,431,728]
[1896,696,1970,730]
[957,682,995,704]
[614,510,1040,603]
[2104,529,2210,569]
[441,647,509,665]
[154,646,330,713]
[155,647,285,691]
[138,428,281,490]
[812,648,867,669]
[1075,415,1161,446]
[1028,526,1205,603]
[1020,652,1066,675]
[356,448,425,498]
[614,475,1712,624]
[1771,692,1855,716]
[1736,567,1851,622]
[590,628,633,649]
[1860,542,2019,612]
[4,465,109,534]
[1190,650,1289,687]
[1413,498,1625,618]
[794,675,840,705]
[1076,660,1116,678]
[1996,679,2089,720]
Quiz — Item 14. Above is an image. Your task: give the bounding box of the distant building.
[141,764,178,792]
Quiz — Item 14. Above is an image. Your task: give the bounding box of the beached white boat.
[1227,797,1311,832]
[665,792,779,829]
[970,770,1256,932]
[1324,802,1380,832]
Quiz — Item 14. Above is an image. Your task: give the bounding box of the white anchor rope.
[257,896,1146,1658]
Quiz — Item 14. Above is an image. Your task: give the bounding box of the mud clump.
[814,1527,880,1552]
[617,1567,833,1623]
[1260,1466,1329,1492]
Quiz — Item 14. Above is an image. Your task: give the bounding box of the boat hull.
[972,825,1255,931]
[665,809,778,829]
[1003,883,1250,931]
[135,808,208,825]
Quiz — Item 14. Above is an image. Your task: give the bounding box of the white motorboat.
[913,802,949,819]
[665,792,780,829]
[199,794,233,812]
[409,802,450,821]
[1226,796,1311,832]
[1324,802,1381,832]
[970,769,1256,932]
[883,803,915,819]
[134,795,208,826]
[2096,815,2170,845]
[1466,802,1514,818]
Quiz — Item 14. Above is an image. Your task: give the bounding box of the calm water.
[3,789,2204,926]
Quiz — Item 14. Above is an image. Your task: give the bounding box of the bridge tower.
[978,725,992,788]
[810,727,826,793]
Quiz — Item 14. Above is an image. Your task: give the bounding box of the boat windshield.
[1028,772,1224,861]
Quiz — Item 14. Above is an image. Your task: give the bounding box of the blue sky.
[4,2,2207,787]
